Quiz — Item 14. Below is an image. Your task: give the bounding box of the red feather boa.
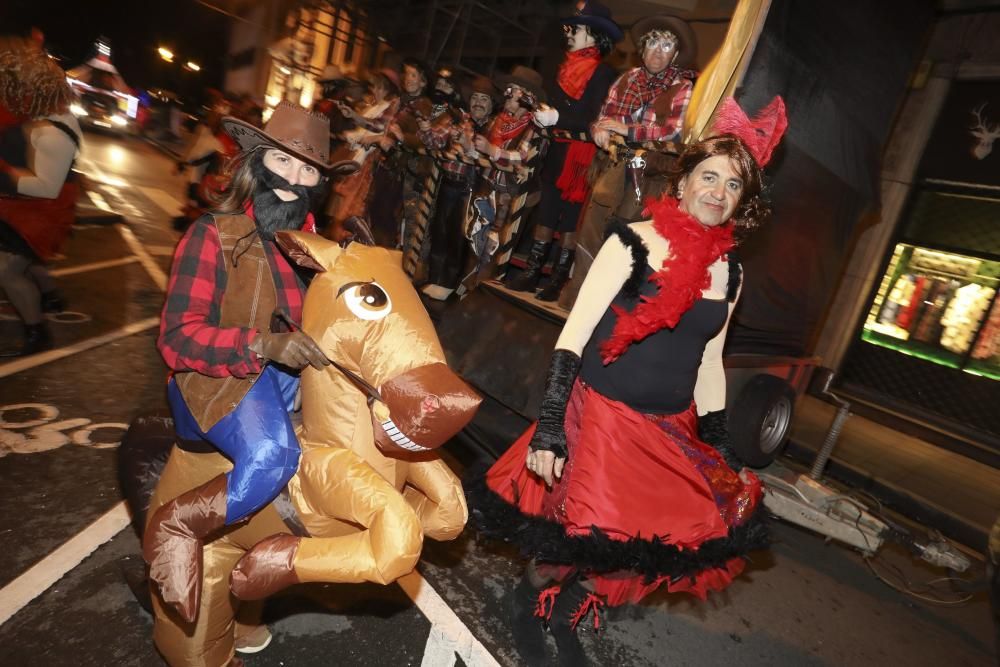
[600,197,734,364]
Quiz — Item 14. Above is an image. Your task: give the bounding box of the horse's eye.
[343,282,392,320]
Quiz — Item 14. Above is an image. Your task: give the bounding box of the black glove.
[698,410,742,470]
[250,331,330,371]
[528,349,582,459]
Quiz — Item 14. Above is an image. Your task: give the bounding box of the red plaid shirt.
[597,66,695,143]
[158,205,315,378]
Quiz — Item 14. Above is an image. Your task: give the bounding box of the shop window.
[863,242,999,380]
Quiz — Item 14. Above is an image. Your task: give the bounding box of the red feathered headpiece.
[711,96,787,167]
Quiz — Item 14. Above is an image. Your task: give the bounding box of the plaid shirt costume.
[477,118,549,194]
[418,114,490,186]
[158,205,315,378]
[596,66,694,144]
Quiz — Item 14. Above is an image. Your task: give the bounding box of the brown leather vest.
[175,214,278,432]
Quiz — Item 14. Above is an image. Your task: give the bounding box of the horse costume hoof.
[230,533,301,600]
[142,475,229,623]
[144,530,203,623]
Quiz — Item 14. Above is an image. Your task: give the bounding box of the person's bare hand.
[592,127,611,149]
[526,449,565,488]
[473,134,495,158]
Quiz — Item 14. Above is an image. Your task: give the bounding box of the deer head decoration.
[969,103,1000,160]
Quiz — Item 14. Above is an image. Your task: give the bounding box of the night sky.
[2,0,230,101]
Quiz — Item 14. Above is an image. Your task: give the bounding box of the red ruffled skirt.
[484,380,764,606]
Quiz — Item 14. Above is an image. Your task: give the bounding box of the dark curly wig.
[585,26,615,57]
[666,135,771,243]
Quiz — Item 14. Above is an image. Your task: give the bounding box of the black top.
[579,263,729,415]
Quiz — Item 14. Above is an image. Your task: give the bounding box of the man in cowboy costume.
[144,102,358,623]
[465,65,550,286]
[561,13,698,308]
[418,74,498,301]
[506,0,621,303]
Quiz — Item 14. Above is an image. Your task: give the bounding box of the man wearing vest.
[145,101,357,624]
[560,14,698,309]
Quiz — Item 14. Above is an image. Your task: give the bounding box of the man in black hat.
[465,65,550,286]
[418,74,498,300]
[560,13,698,309]
[506,0,622,302]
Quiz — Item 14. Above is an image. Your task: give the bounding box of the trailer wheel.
[728,374,796,467]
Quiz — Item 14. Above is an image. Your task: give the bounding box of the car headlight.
[110,114,128,127]
[70,103,88,117]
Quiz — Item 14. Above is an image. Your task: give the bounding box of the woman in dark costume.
[468,96,787,665]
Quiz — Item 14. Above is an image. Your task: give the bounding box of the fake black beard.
[250,156,324,240]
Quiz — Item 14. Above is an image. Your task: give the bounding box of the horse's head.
[276,229,481,454]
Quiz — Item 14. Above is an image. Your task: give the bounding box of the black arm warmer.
[528,349,582,458]
[698,410,742,470]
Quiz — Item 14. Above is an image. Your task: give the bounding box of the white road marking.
[50,256,140,277]
[398,570,501,667]
[0,501,131,626]
[117,224,168,290]
[87,190,114,213]
[0,316,159,379]
[136,186,184,217]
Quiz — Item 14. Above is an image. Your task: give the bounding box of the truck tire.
[728,374,796,467]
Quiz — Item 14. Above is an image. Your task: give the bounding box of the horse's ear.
[275,231,341,273]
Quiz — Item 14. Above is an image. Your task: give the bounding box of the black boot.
[536,246,574,302]
[549,579,600,667]
[507,240,550,292]
[40,290,65,314]
[0,323,52,358]
[509,575,548,666]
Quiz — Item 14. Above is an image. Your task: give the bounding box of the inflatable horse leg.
[402,458,468,542]
[148,446,289,667]
[230,446,423,600]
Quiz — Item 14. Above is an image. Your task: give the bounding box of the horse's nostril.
[421,395,441,413]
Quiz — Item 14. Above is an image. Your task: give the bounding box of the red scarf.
[600,197,734,364]
[487,110,531,146]
[554,140,597,203]
[557,46,602,100]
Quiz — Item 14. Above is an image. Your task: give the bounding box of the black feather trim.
[603,217,648,299]
[726,252,742,303]
[466,465,769,584]
[697,410,742,469]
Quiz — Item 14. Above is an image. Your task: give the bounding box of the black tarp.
[726,0,933,356]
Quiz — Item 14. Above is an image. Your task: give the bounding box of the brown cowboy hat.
[630,14,697,68]
[496,65,546,104]
[222,101,358,174]
[463,74,499,104]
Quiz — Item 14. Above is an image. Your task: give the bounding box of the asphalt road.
[0,129,995,666]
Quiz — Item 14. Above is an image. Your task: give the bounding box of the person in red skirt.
[468,96,788,665]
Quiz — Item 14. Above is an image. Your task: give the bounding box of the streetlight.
[157,46,174,62]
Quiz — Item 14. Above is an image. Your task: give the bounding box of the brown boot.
[230,533,301,600]
[143,474,229,623]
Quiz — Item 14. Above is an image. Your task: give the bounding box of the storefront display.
[863,243,1000,380]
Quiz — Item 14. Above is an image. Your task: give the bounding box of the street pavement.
[0,130,995,666]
